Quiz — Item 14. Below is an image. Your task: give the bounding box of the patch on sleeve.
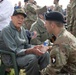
[51,56,56,64]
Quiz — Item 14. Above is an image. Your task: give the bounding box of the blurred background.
[10,0,69,9]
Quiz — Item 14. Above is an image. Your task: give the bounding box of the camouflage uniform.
[66,3,71,31]
[70,0,76,37]
[41,28,76,75]
[30,18,52,45]
[23,2,40,30]
[53,4,63,14]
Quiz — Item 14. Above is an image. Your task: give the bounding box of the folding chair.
[0,50,19,75]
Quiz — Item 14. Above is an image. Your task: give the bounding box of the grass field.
[10,69,26,75]
[0,59,26,75]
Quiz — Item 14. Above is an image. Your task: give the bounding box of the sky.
[10,0,70,9]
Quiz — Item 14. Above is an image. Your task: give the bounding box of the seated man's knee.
[29,55,38,65]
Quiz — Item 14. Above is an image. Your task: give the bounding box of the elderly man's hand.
[32,45,45,56]
[25,45,45,56]
[25,45,52,55]
[33,45,52,55]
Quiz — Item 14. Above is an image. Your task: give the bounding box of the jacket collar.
[57,27,66,38]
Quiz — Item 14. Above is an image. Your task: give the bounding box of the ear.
[51,22,55,29]
[11,16,13,19]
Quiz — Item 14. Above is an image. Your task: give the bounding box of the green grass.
[10,69,26,75]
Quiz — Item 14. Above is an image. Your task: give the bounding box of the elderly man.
[1,8,50,75]
[40,11,76,75]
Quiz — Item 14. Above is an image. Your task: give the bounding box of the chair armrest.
[0,49,17,64]
[0,50,15,55]
[0,50,16,64]
[0,50,19,75]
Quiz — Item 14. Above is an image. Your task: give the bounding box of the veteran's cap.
[13,8,27,18]
[44,11,66,23]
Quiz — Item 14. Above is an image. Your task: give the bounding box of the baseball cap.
[13,8,27,18]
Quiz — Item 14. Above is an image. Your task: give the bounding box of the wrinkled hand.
[37,45,49,53]
[33,45,49,54]
[26,45,52,55]
[32,46,45,56]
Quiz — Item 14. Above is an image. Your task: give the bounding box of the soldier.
[23,0,29,29]
[23,0,40,30]
[53,0,63,14]
[70,0,76,37]
[30,6,52,45]
[66,0,72,31]
[40,11,76,75]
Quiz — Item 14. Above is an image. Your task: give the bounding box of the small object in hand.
[38,45,48,53]
[43,39,49,46]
